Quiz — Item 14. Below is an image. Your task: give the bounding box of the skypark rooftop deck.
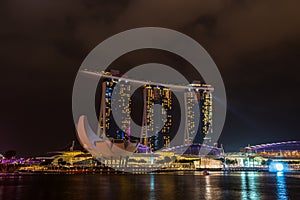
[81,70,214,92]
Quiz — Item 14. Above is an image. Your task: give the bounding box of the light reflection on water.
[0,172,299,200]
[150,174,155,200]
[241,172,260,200]
[276,172,288,200]
[205,176,212,200]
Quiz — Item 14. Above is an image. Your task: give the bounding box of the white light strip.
[81,70,214,92]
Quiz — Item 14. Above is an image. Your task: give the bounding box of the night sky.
[0,0,299,156]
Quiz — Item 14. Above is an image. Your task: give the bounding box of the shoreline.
[1,167,300,175]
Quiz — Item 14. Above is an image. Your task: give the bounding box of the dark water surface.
[0,171,299,200]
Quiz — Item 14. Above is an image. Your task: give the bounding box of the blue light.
[269,162,287,172]
[275,163,284,171]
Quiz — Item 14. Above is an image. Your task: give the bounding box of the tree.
[225,159,236,165]
[138,159,147,163]
[164,156,172,163]
[261,160,267,166]
[57,158,66,166]
[171,156,177,162]
[128,158,137,163]
[267,159,272,166]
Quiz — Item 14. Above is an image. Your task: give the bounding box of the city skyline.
[0,1,299,157]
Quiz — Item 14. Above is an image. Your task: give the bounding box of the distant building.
[184,83,213,144]
[242,141,300,158]
[224,141,300,170]
[141,85,172,151]
[98,72,131,139]
[97,71,214,152]
[51,151,93,166]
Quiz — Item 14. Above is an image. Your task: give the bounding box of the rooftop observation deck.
[81,70,214,92]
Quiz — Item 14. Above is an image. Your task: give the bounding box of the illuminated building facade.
[98,71,213,152]
[98,72,131,139]
[184,83,213,144]
[141,85,172,151]
[115,80,131,139]
[242,141,300,157]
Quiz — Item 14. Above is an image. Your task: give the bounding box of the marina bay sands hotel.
[96,70,213,152]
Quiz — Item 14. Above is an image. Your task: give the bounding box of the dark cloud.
[213,0,300,64]
[0,0,299,155]
[112,1,225,29]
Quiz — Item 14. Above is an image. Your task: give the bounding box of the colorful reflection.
[276,172,288,200]
[205,176,212,200]
[0,172,298,200]
[269,162,288,173]
[149,174,156,200]
[241,172,260,200]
